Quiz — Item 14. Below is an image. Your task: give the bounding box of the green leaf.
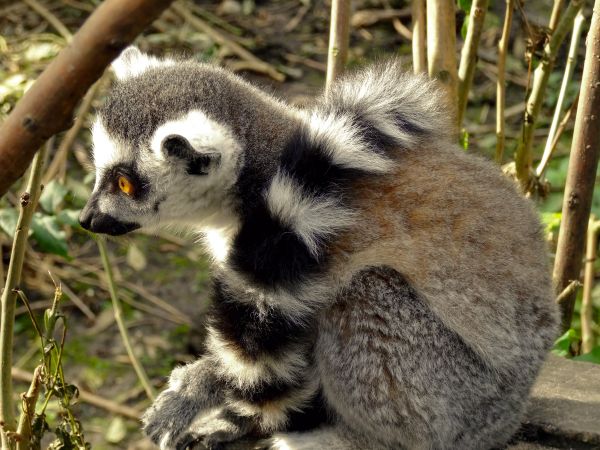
[0,208,18,238]
[573,346,600,364]
[457,0,472,12]
[56,209,81,228]
[460,129,469,150]
[461,15,470,39]
[30,213,69,258]
[540,212,561,235]
[39,180,68,214]
[552,328,580,357]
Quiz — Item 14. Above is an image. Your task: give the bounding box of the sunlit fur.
[83,48,559,450]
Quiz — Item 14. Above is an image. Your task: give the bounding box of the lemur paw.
[172,407,254,450]
[142,388,204,450]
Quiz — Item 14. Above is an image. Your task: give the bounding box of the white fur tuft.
[111,46,175,80]
[306,112,395,173]
[266,172,356,256]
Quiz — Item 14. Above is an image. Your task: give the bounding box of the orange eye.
[118,176,134,196]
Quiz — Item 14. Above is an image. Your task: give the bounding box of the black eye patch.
[161,134,221,176]
[99,163,149,200]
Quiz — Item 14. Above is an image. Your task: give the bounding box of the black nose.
[78,207,93,231]
[78,204,140,236]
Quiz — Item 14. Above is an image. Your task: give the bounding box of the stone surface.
[521,354,600,447]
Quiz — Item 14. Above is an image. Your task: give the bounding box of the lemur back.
[79,48,559,450]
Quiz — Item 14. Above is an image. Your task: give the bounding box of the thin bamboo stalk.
[553,0,600,331]
[514,0,584,191]
[326,0,351,93]
[581,219,598,354]
[457,0,489,128]
[426,0,458,132]
[412,0,426,73]
[495,0,515,163]
[0,146,47,450]
[537,10,585,177]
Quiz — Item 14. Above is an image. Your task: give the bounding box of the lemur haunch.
[79,47,558,450]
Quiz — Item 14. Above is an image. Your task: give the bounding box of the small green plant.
[10,283,89,450]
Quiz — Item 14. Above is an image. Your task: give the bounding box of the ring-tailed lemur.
[79,47,558,450]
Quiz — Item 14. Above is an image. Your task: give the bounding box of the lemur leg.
[316,266,534,450]
[149,276,328,450]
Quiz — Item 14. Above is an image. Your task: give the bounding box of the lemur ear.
[161,135,221,176]
[112,46,174,80]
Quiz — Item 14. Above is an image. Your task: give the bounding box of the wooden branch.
[538,10,586,177]
[11,367,141,421]
[553,0,600,332]
[426,0,458,133]
[514,0,584,191]
[581,219,599,354]
[411,0,426,73]
[0,0,175,198]
[457,0,489,128]
[495,0,515,163]
[326,0,351,93]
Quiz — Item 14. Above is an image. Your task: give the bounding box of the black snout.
[79,201,140,236]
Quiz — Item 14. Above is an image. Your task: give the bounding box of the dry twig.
[495,0,515,163]
[538,10,586,176]
[23,0,72,41]
[11,367,141,421]
[171,2,284,82]
[97,238,157,401]
[514,0,584,191]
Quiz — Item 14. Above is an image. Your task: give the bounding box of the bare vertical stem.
[581,219,598,354]
[549,0,566,30]
[0,146,47,450]
[325,0,351,93]
[426,0,458,132]
[514,0,584,191]
[412,0,426,73]
[495,0,515,163]
[537,10,586,176]
[96,238,156,401]
[457,0,489,128]
[553,0,600,332]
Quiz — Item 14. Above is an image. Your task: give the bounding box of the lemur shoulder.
[79,47,559,450]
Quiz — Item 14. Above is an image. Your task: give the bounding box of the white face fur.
[79,48,243,240]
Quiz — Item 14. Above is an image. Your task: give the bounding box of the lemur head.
[79,47,253,236]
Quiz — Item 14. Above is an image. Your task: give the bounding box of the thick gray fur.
[84,48,559,450]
